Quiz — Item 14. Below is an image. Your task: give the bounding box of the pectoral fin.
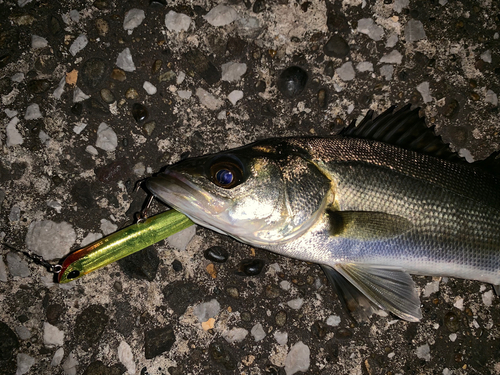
[327,210,413,240]
[330,263,422,322]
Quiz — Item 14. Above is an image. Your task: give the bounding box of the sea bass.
[145,104,500,322]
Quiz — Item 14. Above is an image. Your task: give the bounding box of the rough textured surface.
[0,0,499,374]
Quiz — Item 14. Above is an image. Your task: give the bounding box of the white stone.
[9,205,21,221]
[69,10,80,22]
[15,326,31,340]
[85,145,99,155]
[482,290,494,307]
[53,76,66,100]
[274,331,288,346]
[69,34,88,56]
[123,8,145,31]
[217,111,227,120]
[177,90,192,99]
[227,90,243,105]
[73,87,90,103]
[459,148,474,163]
[336,62,355,81]
[280,280,291,290]
[17,0,32,6]
[96,122,118,151]
[196,88,223,110]
[380,64,394,81]
[116,48,136,72]
[357,18,384,41]
[133,162,145,176]
[251,323,266,342]
[416,343,431,361]
[423,279,440,297]
[6,117,23,147]
[0,258,8,282]
[405,19,426,42]
[51,348,64,366]
[176,71,186,84]
[62,352,78,375]
[449,333,457,342]
[73,122,87,134]
[221,62,247,82]
[43,322,64,346]
[5,109,18,118]
[16,353,35,375]
[31,35,48,49]
[47,200,62,214]
[193,299,220,322]
[417,81,432,103]
[143,81,157,95]
[453,297,464,310]
[223,327,248,343]
[287,298,304,310]
[326,315,341,326]
[165,11,192,32]
[380,50,403,64]
[80,232,103,247]
[25,103,42,120]
[485,90,498,106]
[386,33,398,48]
[356,61,373,72]
[100,219,117,235]
[11,73,24,82]
[236,16,260,37]
[285,341,310,375]
[480,50,492,63]
[6,252,30,277]
[26,220,76,260]
[118,341,136,375]
[203,4,239,26]
[393,0,410,12]
[167,225,196,251]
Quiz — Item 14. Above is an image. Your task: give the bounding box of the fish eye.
[209,156,244,189]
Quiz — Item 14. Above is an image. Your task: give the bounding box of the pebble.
[25,103,42,120]
[5,252,30,277]
[380,50,403,64]
[196,88,223,110]
[444,311,460,332]
[116,48,136,72]
[274,331,288,345]
[6,117,24,146]
[380,64,394,81]
[165,11,191,32]
[193,299,220,323]
[73,87,90,103]
[285,341,310,375]
[125,88,139,99]
[96,18,109,36]
[143,121,155,136]
[357,61,374,72]
[405,19,426,42]
[172,259,182,272]
[159,70,176,82]
[336,61,355,81]
[417,81,432,103]
[100,88,115,103]
[96,122,118,151]
[221,62,247,82]
[43,322,64,346]
[166,225,196,251]
[416,343,431,361]
[118,341,135,374]
[277,66,308,98]
[203,4,239,27]
[357,18,384,41]
[111,68,126,81]
[227,90,243,105]
[323,34,349,58]
[223,327,248,343]
[204,246,229,263]
[16,353,35,375]
[275,310,287,326]
[317,88,327,108]
[239,259,265,276]
[69,34,88,56]
[143,81,157,95]
[251,323,266,341]
[287,298,304,310]
[0,258,7,282]
[62,351,78,375]
[123,8,145,32]
[25,220,76,260]
[31,35,48,49]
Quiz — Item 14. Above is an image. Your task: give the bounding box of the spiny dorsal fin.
[340,104,463,162]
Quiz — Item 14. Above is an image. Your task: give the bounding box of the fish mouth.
[145,170,230,230]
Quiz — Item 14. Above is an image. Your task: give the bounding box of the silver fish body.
[146,107,500,322]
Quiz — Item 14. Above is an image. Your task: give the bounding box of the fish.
[144,104,500,322]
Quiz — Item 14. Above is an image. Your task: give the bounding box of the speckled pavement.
[1,0,499,374]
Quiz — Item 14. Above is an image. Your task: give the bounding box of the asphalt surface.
[0,0,499,374]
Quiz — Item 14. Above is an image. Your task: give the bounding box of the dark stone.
[48,15,63,36]
[444,311,460,333]
[0,54,11,69]
[324,34,349,58]
[253,0,266,13]
[265,284,280,298]
[27,79,51,94]
[261,103,277,117]
[172,259,183,272]
[441,99,460,118]
[324,61,335,77]
[144,326,176,359]
[0,77,13,95]
[118,246,159,282]
[95,158,131,184]
[184,50,221,85]
[226,36,247,57]
[74,305,109,350]
[0,322,19,361]
[208,342,236,370]
[335,327,353,339]
[114,301,134,337]
[83,360,126,375]
[278,66,308,98]
[301,1,311,11]
[162,281,203,316]
[85,98,109,115]
[132,103,148,123]
[311,320,328,339]
[71,180,95,209]
[241,311,252,321]
[151,59,162,74]
[204,246,229,263]
[46,304,65,325]
[238,259,265,276]
[255,80,266,92]
[327,13,349,32]
[318,88,328,108]
[71,102,83,116]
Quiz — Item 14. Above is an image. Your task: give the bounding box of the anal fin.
[331,263,422,322]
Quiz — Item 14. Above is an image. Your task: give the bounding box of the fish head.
[145,140,332,246]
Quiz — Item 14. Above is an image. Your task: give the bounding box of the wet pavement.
[1,0,500,374]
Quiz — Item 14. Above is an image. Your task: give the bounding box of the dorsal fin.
[340,104,463,162]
